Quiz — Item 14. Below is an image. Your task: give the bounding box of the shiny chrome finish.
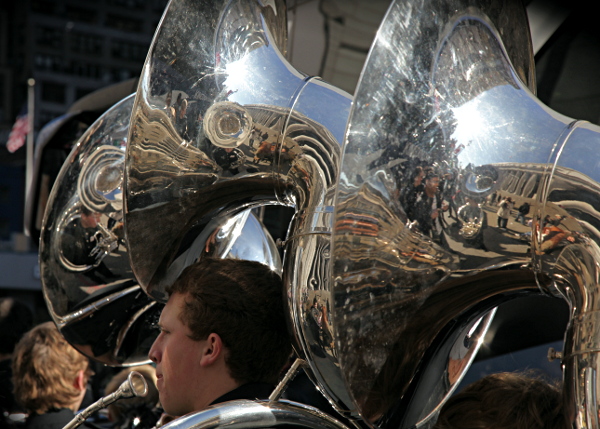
[124,0,497,424]
[333,0,600,427]
[269,358,308,402]
[124,0,356,417]
[63,371,148,429]
[41,94,282,366]
[158,399,350,429]
[125,0,349,297]
[40,95,156,366]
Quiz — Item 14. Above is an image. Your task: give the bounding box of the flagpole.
[25,78,35,236]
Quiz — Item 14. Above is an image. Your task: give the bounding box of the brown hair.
[12,321,91,414]
[167,257,292,385]
[433,372,570,429]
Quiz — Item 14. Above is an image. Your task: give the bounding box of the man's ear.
[73,369,86,392]
[200,333,224,367]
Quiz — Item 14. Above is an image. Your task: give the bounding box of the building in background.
[0,0,168,243]
[0,0,598,392]
[0,0,167,319]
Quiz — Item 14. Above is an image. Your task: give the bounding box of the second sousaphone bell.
[40,93,283,366]
[335,0,600,428]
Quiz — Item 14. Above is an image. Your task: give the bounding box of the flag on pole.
[6,106,29,153]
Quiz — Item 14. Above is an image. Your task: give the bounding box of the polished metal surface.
[332,0,600,428]
[124,0,499,425]
[40,95,158,366]
[123,0,357,417]
[116,370,149,399]
[125,0,349,298]
[41,93,282,366]
[158,399,350,429]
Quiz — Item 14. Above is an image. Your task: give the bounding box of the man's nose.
[148,340,160,363]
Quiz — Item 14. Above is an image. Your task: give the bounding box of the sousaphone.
[122,0,511,427]
[334,0,600,428]
[40,94,282,366]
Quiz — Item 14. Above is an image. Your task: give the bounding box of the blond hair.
[12,321,90,414]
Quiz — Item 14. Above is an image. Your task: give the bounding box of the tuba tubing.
[156,399,350,429]
[63,371,148,429]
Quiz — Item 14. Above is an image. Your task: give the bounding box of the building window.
[34,54,64,72]
[31,0,55,14]
[110,67,135,81]
[65,5,97,24]
[41,82,66,104]
[107,0,145,10]
[0,185,9,204]
[106,14,143,32]
[151,0,169,13]
[70,32,103,55]
[68,61,102,79]
[38,110,60,126]
[110,39,147,62]
[75,87,95,100]
[35,26,63,49]
[0,218,9,240]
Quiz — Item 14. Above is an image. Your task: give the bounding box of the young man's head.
[424,170,441,195]
[411,166,425,186]
[148,257,292,417]
[433,372,569,429]
[12,321,92,415]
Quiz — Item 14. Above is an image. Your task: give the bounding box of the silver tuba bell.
[334,0,600,428]
[122,0,496,427]
[40,93,283,367]
[42,0,600,428]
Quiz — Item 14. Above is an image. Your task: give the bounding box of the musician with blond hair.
[12,321,94,429]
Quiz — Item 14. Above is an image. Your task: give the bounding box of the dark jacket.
[25,408,98,429]
[209,382,275,405]
[517,202,530,215]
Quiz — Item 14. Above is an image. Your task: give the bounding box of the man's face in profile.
[148,293,209,417]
